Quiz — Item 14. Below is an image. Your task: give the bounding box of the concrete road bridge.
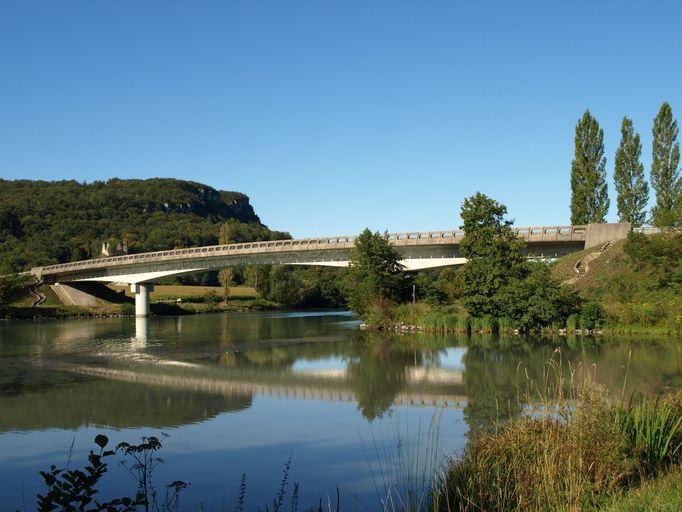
[32,222,630,316]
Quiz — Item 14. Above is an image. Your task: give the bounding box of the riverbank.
[0,299,280,320]
[360,302,682,337]
[1,283,280,320]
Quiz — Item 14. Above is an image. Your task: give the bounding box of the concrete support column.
[130,283,154,317]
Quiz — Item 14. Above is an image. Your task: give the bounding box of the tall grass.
[430,350,682,512]
[365,413,444,512]
[615,396,682,475]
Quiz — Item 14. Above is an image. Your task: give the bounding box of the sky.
[1,1,681,238]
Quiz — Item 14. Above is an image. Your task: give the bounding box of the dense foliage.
[342,229,406,319]
[459,192,527,316]
[255,265,345,309]
[459,193,579,329]
[614,117,649,227]
[650,102,681,228]
[570,110,610,224]
[0,274,30,309]
[0,178,289,273]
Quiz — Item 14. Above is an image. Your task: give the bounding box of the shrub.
[120,303,135,316]
[581,301,605,330]
[202,291,222,305]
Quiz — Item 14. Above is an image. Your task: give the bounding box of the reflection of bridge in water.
[66,364,469,410]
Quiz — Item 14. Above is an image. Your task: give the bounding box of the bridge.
[31,222,631,316]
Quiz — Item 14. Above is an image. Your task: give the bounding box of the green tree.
[459,193,580,328]
[342,229,405,320]
[0,275,28,308]
[650,102,681,227]
[496,263,580,330]
[459,192,527,316]
[570,110,610,224]
[614,117,649,227]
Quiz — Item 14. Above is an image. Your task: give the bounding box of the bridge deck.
[34,225,587,282]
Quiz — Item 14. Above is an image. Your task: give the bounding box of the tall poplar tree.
[570,110,610,224]
[614,117,648,226]
[650,102,681,227]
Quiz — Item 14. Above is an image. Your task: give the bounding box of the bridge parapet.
[387,225,586,245]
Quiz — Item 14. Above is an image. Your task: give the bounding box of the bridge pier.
[130,283,154,317]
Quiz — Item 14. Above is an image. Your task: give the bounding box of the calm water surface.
[1,311,681,510]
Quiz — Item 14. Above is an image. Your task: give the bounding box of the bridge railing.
[36,225,587,276]
[386,225,586,245]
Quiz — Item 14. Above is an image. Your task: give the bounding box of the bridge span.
[32,222,630,316]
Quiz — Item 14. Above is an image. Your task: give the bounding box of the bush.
[120,303,135,316]
[202,291,222,305]
[581,301,605,330]
[0,274,30,307]
[566,313,581,330]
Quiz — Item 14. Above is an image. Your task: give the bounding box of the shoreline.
[0,299,280,321]
[360,321,682,337]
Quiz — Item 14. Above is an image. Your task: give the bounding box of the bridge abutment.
[130,283,154,317]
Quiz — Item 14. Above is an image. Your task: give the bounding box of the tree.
[614,117,649,227]
[570,110,610,224]
[496,263,580,330]
[459,193,580,327]
[342,229,405,320]
[459,192,527,316]
[650,102,681,227]
[0,275,28,308]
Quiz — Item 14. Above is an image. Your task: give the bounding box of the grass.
[108,284,258,299]
[601,469,682,512]
[551,235,682,333]
[431,351,682,512]
[365,414,443,512]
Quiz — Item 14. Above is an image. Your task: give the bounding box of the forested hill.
[0,178,290,272]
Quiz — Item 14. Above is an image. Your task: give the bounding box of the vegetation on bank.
[434,385,682,511]
[552,232,682,333]
[348,193,584,333]
[346,193,681,335]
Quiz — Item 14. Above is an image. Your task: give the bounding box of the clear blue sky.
[2,1,681,238]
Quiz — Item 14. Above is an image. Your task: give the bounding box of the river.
[1,311,681,510]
